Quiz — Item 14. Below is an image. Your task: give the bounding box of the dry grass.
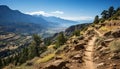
[99,26,110,33]
[36,53,55,63]
[109,39,120,52]
[47,44,55,49]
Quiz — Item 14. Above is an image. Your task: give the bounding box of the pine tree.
[33,34,42,57]
[93,15,99,24]
[55,32,66,49]
[101,10,108,19]
[108,6,115,17]
[28,43,37,59]
[116,7,120,12]
[44,38,51,46]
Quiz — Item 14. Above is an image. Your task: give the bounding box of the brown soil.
[84,36,97,69]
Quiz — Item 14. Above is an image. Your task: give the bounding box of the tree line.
[93,6,120,24]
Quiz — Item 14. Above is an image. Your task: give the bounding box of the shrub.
[95,37,105,46]
[73,30,80,36]
[54,32,66,49]
[109,39,120,53]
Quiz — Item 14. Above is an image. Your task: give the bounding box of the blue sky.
[0,0,120,21]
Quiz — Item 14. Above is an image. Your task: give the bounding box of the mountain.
[64,23,90,36]
[0,5,79,36]
[35,15,79,27]
[0,5,54,34]
[44,23,90,43]
[0,5,50,25]
[1,6,120,69]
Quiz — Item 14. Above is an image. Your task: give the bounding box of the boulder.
[72,54,83,63]
[77,36,84,40]
[111,29,120,38]
[104,38,114,43]
[72,54,82,60]
[103,31,112,37]
[74,44,85,51]
[97,63,105,68]
[44,60,69,69]
[73,40,79,44]
[45,65,57,69]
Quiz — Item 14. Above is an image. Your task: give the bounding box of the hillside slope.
[2,7,120,69]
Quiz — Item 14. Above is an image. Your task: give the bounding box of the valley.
[0,0,120,69]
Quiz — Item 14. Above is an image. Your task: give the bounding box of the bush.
[73,30,80,36]
[54,32,66,49]
[109,39,120,53]
[95,37,105,46]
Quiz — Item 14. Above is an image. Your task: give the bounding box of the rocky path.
[84,36,96,69]
[94,29,103,37]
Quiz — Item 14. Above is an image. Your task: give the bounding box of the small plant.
[95,37,105,46]
[109,39,120,53]
[73,30,80,36]
[99,26,110,32]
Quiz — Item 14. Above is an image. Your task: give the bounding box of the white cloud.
[25,11,93,21]
[51,11,64,14]
[26,10,64,16]
[25,11,52,16]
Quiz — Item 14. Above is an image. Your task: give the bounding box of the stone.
[96,45,102,50]
[74,44,85,51]
[112,29,120,38]
[103,31,112,37]
[104,38,114,42]
[25,62,33,66]
[55,56,63,60]
[45,65,57,69]
[94,57,99,60]
[72,54,82,60]
[77,36,84,40]
[44,60,69,69]
[97,63,105,67]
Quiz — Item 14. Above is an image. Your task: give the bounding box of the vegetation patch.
[99,26,110,33]
[37,53,55,63]
[95,37,106,46]
[109,39,120,53]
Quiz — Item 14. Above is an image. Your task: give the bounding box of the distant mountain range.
[0,5,79,36]
[35,15,79,27]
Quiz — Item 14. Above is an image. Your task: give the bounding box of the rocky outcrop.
[111,29,120,38]
[44,60,69,69]
[74,44,85,51]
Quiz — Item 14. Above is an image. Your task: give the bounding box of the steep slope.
[2,6,120,69]
[33,7,120,69]
[65,23,90,36]
[0,5,49,25]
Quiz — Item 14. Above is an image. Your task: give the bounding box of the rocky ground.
[38,23,120,69]
[4,20,120,69]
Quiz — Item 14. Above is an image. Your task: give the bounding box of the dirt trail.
[94,29,103,37]
[84,36,96,69]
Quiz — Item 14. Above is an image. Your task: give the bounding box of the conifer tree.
[93,15,99,24]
